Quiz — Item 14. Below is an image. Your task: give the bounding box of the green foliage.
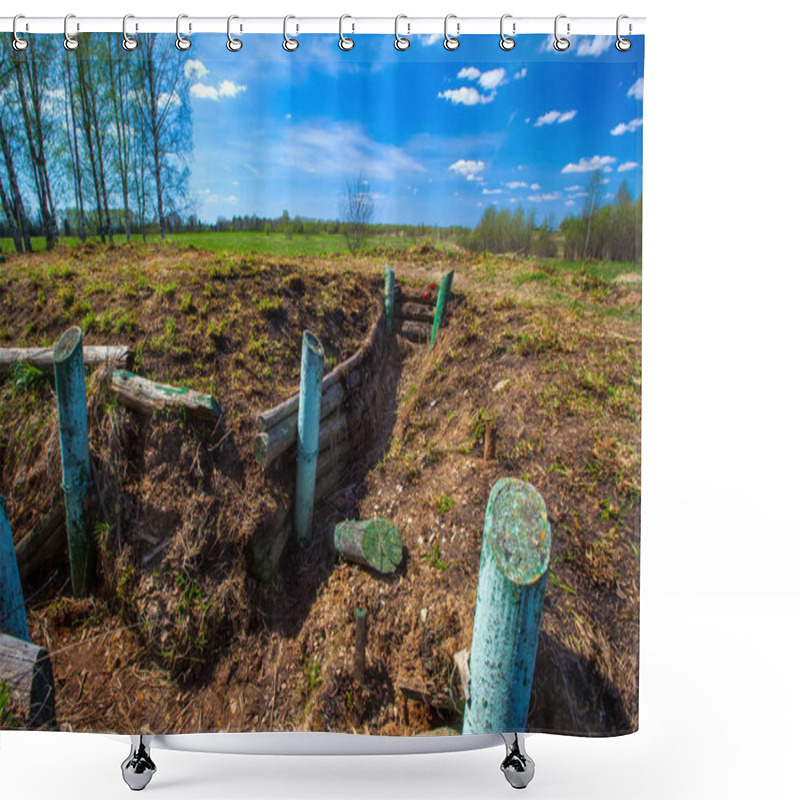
[423,541,450,571]
[0,679,17,728]
[436,493,455,515]
[11,362,48,396]
[257,295,282,317]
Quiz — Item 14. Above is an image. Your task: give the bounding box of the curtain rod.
[0,16,646,36]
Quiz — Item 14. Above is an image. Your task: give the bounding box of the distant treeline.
[463,176,642,264]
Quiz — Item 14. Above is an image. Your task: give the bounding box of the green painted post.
[384,265,395,334]
[429,269,454,347]
[53,327,94,597]
[462,478,551,734]
[294,331,325,546]
[0,496,30,641]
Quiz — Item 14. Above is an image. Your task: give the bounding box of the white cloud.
[618,161,640,172]
[482,188,503,195]
[564,185,582,192]
[438,87,496,106]
[504,181,528,190]
[562,155,617,174]
[478,68,506,91]
[514,67,528,80]
[529,182,541,191]
[576,36,614,57]
[628,77,644,100]
[217,80,246,98]
[157,92,181,110]
[449,159,486,180]
[419,33,439,46]
[565,200,575,206]
[285,113,292,120]
[534,109,577,126]
[527,192,560,202]
[190,80,246,101]
[458,66,481,80]
[611,118,643,135]
[184,60,208,80]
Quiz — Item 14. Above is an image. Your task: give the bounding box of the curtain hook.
[176,14,192,51]
[121,14,138,51]
[12,14,28,51]
[499,14,515,51]
[339,15,354,50]
[64,13,79,51]
[553,14,570,51]
[394,14,410,51]
[227,15,243,51]
[616,15,632,51]
[283,15,299,51]
[443,14,460,51]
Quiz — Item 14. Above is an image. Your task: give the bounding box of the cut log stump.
[108,370,222,423]
[334,518,403,573]
[0,632,56,729]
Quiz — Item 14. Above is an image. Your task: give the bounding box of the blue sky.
[185,33,644,227]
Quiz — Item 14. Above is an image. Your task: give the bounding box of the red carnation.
[423,291,430,300]
[429,282,436,290]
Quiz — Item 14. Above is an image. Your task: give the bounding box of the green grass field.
[0,231,448,257]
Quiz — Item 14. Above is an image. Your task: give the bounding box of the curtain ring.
[64,13,79,51]
[394,15,410,51]
[616,15,632,51]
[499,14,515,50]
[443,14,460,51]
[227,15,243,51]
[339,15,354,51]
[553,14,570,51]
[12,14,28,51]
[176,14,191,51]
[283,15,299,51]
[121,14,138,51]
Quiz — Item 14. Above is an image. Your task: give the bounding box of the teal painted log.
[0,496,30,641]
[294,331,325,546]
[462,478,551,734]
[429,269,455,347]
[53,327,94,597]
[384,265,395,334]
[334,518,403,573]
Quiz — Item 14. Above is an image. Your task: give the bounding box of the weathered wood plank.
[0,632,56,728]
[398,319,432,344]
[0,346,131,375]
[109,370,222,422]
[396,302,435,323]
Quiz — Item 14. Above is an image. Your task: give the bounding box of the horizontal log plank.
[396,289,438,307]
[396,302,435,323]
[398,320,432,344]
[0,346,131,376]
[109,370,222,422]
[14,505,66,581]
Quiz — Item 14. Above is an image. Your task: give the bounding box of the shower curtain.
[0,28,643,738]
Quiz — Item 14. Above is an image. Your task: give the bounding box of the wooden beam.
[398,320,432,344]
[14,505,67,582]
[396,302,435,323]
[108,370,222,423]
[0,345,131,375]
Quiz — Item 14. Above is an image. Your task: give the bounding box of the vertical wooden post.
[53,327,94,597]
[462,478,551,734]
[294,330,325,546]
[429,269,454,347]
[484,424,497,461]
[354,607,368,684]
[384,265,395,334]
[0,496,30,641]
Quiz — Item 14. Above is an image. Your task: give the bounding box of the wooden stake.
[53,327,94,597]
[354,607,368,683]
[484,424,497,461]
[0,497,30,641]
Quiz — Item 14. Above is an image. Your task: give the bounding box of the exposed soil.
[0,242,640,736]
